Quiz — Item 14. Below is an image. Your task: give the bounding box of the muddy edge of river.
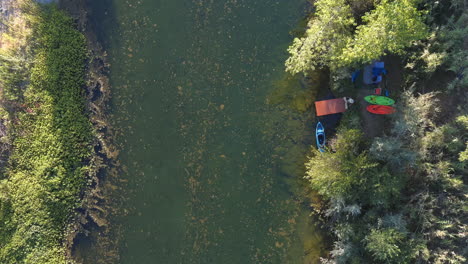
[48,0,123,263]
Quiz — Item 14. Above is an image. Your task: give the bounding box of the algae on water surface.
[84,0,328,263]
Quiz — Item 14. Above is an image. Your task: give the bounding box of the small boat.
[316,122,326,152]
[364,95,395,105]
[367,105,396,114]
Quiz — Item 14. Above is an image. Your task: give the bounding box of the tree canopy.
[285,0,355,74]
[286,0,428,74]
[339,0,428,66]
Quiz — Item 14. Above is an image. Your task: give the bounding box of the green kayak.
[364,95,395,105]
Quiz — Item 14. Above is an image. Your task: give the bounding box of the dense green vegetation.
[308,97,467,263]
[286,0,428,73]
[287,0,467,263]
[0,3,92,263]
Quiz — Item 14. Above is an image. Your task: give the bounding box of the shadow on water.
[266,68,333,262]
[84,0,118,51]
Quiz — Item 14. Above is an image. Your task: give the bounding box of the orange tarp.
[315,98,346,116]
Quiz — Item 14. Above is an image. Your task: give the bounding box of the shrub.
[364,228,406,263]
[305,129,377,200]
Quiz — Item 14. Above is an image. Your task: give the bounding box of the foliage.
[370,137,417,170]
[391,90,440,139]
[441,11,468,91]
[364,228,406,262]
[456,115,468,162]
[0,0,36,102]
[401,0,467,91]
[339,0,428,67]
[305,128,376,200]
[0,49,29,101]
[298,1,467,264]
[311,91,467,264]
[286,0,428,74]
[285,0,355,74]
[0,4,91,264]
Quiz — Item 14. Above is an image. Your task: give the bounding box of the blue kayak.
[316,122,326,152]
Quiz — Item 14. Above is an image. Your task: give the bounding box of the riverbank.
[57,1,121,263]
[0,1,118,263]
[289,0,467,263]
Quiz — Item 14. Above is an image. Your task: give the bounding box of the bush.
[364,228,406,263]
[305,129,377,200]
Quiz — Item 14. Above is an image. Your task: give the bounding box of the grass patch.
[0,5,92,263]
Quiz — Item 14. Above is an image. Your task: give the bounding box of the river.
[86,0,325,263]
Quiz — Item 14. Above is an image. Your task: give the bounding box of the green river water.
[86,0,325,263]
